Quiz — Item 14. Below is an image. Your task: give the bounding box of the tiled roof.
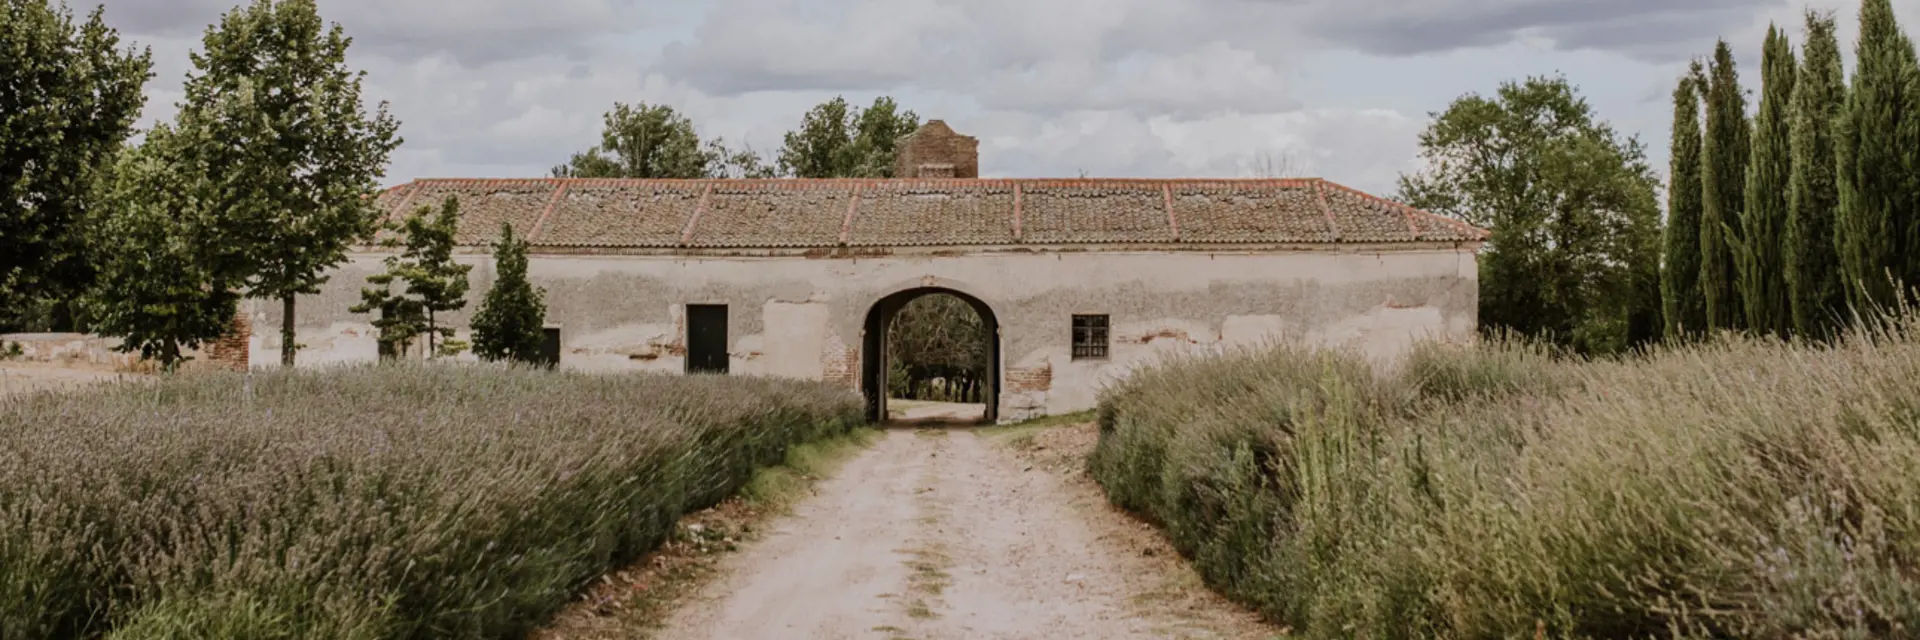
[373,178,1489,249]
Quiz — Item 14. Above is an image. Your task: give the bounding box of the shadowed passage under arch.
[861,287,1000,424]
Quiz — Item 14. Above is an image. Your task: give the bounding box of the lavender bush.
[1092,318,1920,637]
[0,363,862,638]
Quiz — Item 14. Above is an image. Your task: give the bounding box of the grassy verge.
[0,363,864,639]
[535,427,880,639]
[978,410,1096,451]
[1091,321,1920,637]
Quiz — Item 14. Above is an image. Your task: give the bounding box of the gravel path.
[657,427,1277,640]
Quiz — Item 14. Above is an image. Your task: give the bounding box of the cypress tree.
[1738,25,1796,336]
[1787,10,1848,339]
[1836,0,1920,314]
[1663,62,1708,339]
[471,222,548,365]
[1700,40,1751,331]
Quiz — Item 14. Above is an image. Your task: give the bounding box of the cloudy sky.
[92,0,1920,195]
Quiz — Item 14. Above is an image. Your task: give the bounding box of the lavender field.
[0,364,862,638]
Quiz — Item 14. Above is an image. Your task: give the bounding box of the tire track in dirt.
[657,427,1277,640]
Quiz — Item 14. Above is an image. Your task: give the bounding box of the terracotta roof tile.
[1320,184,1417,242]
[538,182,701,247]
[689,182,851,248]
[848,183,1017,246]
[369,178,1487,249]
[1020,183,1174,244]
[393,179,555,246]
[1171,181,1337,243]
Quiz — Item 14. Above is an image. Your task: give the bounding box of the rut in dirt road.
[658,427,1275,640]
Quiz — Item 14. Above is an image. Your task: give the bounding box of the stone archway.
[861,287,1000,424]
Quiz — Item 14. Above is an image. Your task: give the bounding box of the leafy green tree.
[1701,40,1751,331]
[887,294,988,402]
[777,96,920,178]
[553,102,711,178]
[1664,62,1708,339]
[1836,0,1920,313]
[552,102,776,179]
[81,126,241,372]
[1399,75,1665,354]
[471,223,548,364]
[1787,10,1849,339]
[352,277,423,360]
[1737,26,1797,336]
[704,138,779,178]
[172,0,402,368]
[0,2,152,332]
[351,197,471,359]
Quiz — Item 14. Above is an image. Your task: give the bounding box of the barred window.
[1072,315,1109,360]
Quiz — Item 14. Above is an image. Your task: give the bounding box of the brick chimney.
[892,120,979,178]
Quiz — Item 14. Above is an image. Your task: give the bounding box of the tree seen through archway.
[885,293,989,405]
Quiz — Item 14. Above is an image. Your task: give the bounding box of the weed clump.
[0,363,862,639]
[1091,321,1920,637]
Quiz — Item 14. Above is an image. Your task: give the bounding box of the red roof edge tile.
[527,180,568,243]
[389,183,426,222]
[1012,184,1024,243]
[839,184,864,246]
[680,183,714,246]
[1313,180,1342,240]
[1162,185,1179,241]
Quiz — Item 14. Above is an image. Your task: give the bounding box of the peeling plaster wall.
[248,246,1478,422]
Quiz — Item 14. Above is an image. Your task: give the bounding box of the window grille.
[1072,315,1110,360]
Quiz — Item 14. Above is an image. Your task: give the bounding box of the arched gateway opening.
[861,288,1000,425]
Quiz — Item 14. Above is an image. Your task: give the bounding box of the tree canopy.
[170,0,402,367]
[553,102,775,179]
[1701,40,1752,332]
[1787,10,1849,339]
[1663,63,1707,339]
[471,223,548,365]
[0,1,153,332]
[81,126,242,371]
[1737,25,1797,336]
[1836,0,1920,313]
[778,96,920,178]
[351,197,471,359]
[1399,75,1664,354]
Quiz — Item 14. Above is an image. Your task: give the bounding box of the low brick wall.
[4,314,251,372]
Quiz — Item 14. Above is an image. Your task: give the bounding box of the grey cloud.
[1293,0,1787,57]
[653,0,1302,117]
[94,0,643,67]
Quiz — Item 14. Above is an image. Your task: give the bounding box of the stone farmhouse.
[237,121,1488,423]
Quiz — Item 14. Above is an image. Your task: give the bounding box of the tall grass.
[0,364,863,639]
[1091,320,1920,637]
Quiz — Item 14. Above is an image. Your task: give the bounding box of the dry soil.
[655,423,1279,640]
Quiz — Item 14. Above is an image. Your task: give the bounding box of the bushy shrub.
[0,364,862,639]
[1092,323,1920,637]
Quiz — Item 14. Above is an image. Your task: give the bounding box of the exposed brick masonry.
[205,313,251,372]
[893,120,979,179]
[1006,364,1053,394]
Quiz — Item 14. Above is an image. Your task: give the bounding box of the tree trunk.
[163,336,179,374]
[281,295,297,368]
[427,309,436,359]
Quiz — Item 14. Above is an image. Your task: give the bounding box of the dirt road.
[657,425,1277,640]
